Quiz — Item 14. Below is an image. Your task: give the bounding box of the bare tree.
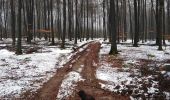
[16,0,22,55]
[109,0,118,54]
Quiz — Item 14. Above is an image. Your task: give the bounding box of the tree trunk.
[61,0,66,48]
[109,0,118,55]
[16,0,22,55]
[51,0,55,45]
[158,0,163,50]
[133,0,139,47]
[10,0,16,46]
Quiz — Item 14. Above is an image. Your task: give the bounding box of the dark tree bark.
[123,0,127,41]
[61,0,66,48]
[103,0,107,41]
[10,0,16,46]
[75,0,78,44]
[133,0,139,47]
[3,1,8,39]
[16,0,22,55]
[26,0,34,44]
[156,0,159,45]
[68,0,72,41]
[109,0,118,55]
[51,0,55,45]
[167,0,170,36]
[116,0,120,43]
[86,0,89,40]
[158,0,163,50]
[90,3,94,40]
[57,0,61,40]
[163,3,166,45]
[128,0,133,43]
[144,0,148,42]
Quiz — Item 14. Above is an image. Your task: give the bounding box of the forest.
[0,0,170,100]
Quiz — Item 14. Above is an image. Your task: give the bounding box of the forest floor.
[21,41,129,100]
[0,39,170,100]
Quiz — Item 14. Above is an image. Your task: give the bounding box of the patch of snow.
[124,60,139,65]
[96,65,134,92]
[164,92,170,100]
[99,40,170,99]
[100,44,110,55]
[0,38,13,44]
[0,39,91,97]
[0,44,7,46]
[79,48,84,52]
[77,65,84,73]
[100,42,170,61]
[0,39,92,97]
[161,71,167,74]
[118,44,170,61]
[93,61,97,66]
[0,47,72,97]
[147,87,159,94]
[167,72,170,76]
[96,65,160,96]
[96,66,132,83]
[76,40,93,47]
[57,71,84,100]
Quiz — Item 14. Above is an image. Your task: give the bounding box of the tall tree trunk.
[61,0,66,48]
[51,0,55,45]
[75,0,78,44]
[128,0,133,43]
[103,0,107,41]
[68,0,72,41]
[10,0,16,46]
[26,0,34,44]
[16,0,22,55]
[156,0,159,45]
[162,3,165,45]
[158,0,163,50]
[133,0,139,47]
[86,0,89,40]
[123,0,127,41]
[109,0,118,55]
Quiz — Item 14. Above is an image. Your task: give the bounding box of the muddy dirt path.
[22,41,130,100]
[67,43,130,100]
[22,42,100,100]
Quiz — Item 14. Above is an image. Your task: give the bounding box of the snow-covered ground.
[57,71,84,100]
[0,39,93,98]
[0,47,72,98]
[96,65,159,96]
[96,64,170,99]
[57,61,85,99]
[98,40,170,99]
[1,38,170,99]
[100,41,170,61]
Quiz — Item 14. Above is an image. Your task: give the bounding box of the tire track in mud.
[22,42,99,100]
[68,42,130,100]
[22,41,130,100]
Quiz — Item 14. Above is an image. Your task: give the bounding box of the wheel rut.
[22,42,100,100]
[22,41,129,100]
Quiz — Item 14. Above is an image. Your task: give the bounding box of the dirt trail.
[21,42,98,100]
[68,42,130,100]
[22,41,129,100]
